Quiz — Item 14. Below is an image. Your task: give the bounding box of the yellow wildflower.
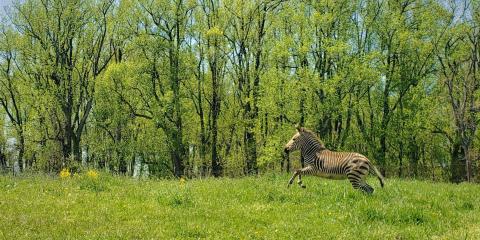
[86,169,99,179]
[179,177,186,186]
[59,168,71,179]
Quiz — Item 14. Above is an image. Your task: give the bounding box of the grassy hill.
[0,173,479,239]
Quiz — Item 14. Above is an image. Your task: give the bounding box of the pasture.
[0,173,479,239]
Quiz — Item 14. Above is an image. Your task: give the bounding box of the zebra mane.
[301,128,326,148]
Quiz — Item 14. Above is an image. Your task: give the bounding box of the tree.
[436,1,480,182]
[0,25,26,172]
[12,0,115,167]
[200,0,227,177]
[224,0,279,175]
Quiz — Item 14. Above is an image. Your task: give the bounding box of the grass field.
[0,173,479,240]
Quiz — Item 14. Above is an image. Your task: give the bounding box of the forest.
[0,0,479,183]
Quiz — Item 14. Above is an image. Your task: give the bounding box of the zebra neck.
[301,144,326,157]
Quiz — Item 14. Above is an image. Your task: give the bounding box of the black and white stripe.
[284,126,385,194]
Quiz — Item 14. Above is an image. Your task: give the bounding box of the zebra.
[283,126,385,194]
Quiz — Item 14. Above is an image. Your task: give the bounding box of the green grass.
[0,173,479,239]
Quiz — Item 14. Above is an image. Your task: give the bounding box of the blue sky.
[0,0,13,16]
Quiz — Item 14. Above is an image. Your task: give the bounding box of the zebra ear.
[295,124,302,132]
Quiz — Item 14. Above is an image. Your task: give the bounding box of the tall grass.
[0,173,479,239]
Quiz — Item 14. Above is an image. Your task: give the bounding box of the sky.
[0,0,12,17]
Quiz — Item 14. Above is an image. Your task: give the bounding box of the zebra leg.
[359,182,374,194]
[288,166,312,188]
[297,174,306,188]
[347,172,374,194]
[287,171,299,187]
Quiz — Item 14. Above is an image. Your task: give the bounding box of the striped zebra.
[284,126,385,194]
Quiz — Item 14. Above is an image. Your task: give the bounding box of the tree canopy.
[0,0,479,182]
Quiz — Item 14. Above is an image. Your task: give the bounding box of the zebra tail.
[368,163,385,188]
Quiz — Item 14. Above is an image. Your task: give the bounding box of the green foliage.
[75,172,108,193]
[0,0,479,180]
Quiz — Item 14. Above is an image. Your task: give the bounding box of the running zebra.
[283,126,384,194]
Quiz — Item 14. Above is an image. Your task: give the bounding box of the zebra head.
[284,126,324,153]
[284,125,305,153]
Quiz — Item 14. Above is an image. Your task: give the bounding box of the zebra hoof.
[301,185,306,189]
[363,188,374,195]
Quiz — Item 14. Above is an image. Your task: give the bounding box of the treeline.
[0,0,479,182]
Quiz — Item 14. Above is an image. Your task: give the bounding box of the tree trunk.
[171,142,186,177]
[62,103,73,165]
[211,124,221,177]
[409,137,419,178]
[299,88,306,168]
[72,135,81,164]
[116,124,127,174]
[450,142,466,183]
[281,151,290,173]
[199,88,208,176]
[119,156,127,175]
[244,120,258,175]
[379,134,387,176]
[169,17,186,178]
[17,130,25,172]
[0,148,6,171]
[379,78,390,177]
[170,91,186,178]
[211,62,222,177]
[398,140,403,177]
[199,117,208,176]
